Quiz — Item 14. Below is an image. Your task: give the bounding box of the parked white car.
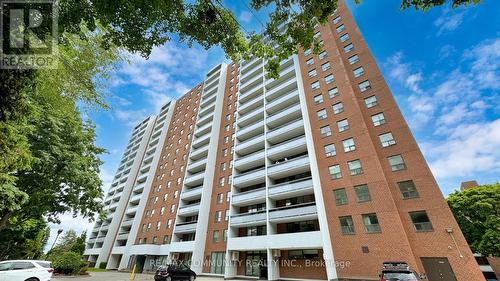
[0,260,53,281]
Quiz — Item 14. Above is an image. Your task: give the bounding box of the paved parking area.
[53,271,242,281]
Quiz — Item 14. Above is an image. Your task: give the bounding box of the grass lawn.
[86,267,108,272]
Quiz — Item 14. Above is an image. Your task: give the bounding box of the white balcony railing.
[267,155,310,179]
[230,210,267,227]
[268,178,314,199]
[268,203,317,223]
[232,188,266,206]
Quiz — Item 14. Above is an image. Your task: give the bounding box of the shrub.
[98,262,107,269]
[52,251,86,275]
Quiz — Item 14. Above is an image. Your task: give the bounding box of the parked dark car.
[154,264,196,281]
[379,261,422,281]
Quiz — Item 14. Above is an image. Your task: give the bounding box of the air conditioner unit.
[171,253,179,260]
[272,249,281,258]
[231,251,239,261]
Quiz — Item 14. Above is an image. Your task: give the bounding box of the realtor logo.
[1,0,58,69]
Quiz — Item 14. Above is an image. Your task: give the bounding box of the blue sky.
[46,0,500,247]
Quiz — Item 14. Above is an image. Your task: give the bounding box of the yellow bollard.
[129,264,136,280]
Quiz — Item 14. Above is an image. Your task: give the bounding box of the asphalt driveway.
[53,271,248,281]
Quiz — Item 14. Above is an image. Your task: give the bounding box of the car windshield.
[382,271,418,281]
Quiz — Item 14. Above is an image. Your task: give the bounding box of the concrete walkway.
[53,271,236,281]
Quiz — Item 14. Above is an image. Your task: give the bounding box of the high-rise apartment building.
[84,1,484,280]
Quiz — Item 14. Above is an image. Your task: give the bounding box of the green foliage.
[399,0,482,10]
[47,230,87,258]
[52,251,87,275]
[0,218,48,260]
[447,183,500,257]
[98,262,107,269]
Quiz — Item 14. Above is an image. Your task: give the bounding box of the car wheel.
[189,275,195,281]
[166,276,172,281]
[25,278,39,281]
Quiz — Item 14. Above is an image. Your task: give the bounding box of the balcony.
[265,63,296,88]
[187,158,207,173]
[266,90,299,114]
[267,118,304,144]
[237,120,264,141]
[240,73,263,92]
[200,92,217,108]
[184,172,205,187]
[238,94,263,115]
[189,145,209,161]
[130,193,142,203]
[125,205,138,215]
[174,222,198,234]
[240,61,263,84]
[268,155,310,179]
[204,78,219,94]
[180,186,203,200]
[133,182,146,193]
[169,240,195,253]
[267,135,307,161]
[197,112,213,127]
[116,232,130,241]
[241,57,262,73]
[234,150,265,171]
[121,219,134,227]
[239,83,263,103]
[235,134,265,156]
[199,103,215,118]
[178,203,201,216]
[232,187,266,206]
[230,211,267,227]
[194,122,212,138]
[191,134,210,149]
[269,178,314,200]
[239,107,264,128]
[266,77,297,101]
[268,202,317,223]
[233,167,266,188]
[267,103,302,129]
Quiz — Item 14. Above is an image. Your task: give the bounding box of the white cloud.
[239,11,253,23]
[433,10,466,36]
[115,109,149,127]
[385,52,424,94]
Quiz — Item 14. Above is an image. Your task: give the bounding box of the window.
[215,211,222,222]
[319,51,327,60]
[306,58,315,65]
[308,69,317,77]
[247,225,266,236]
[320,125,332,137]
[329,165,342,179]
[311,81,320,90]
[152,236,158,244]
[314,94,324,104]
[324,144,336,157]
[358,80,371,92]
[354,184,371,202]
[342,138,355,152]
[170,204,176,213]
[321,62,331,71]
[353,67,365,78]
[334,188,348,205]
[11,262,35,270]
[348,54,359,64]
[339,216,355,234]
[163,235,170,244]
[314,31,321,39]
[388,155,406,171]
[304,48,312,56]
[379,132,396,147]
[332,102,344,114]
[333,16,341,24]
[317,109,327,120]
[156,221,161,230]
[224,229,228,241]
[410,211,433,232]
[362,213,381,233]
[213,230,220,242]
[397,180,419,199]
[225,210,229,221]
[340,33,350,42]
[325,74,335,84]
[210,252,225,274]
[336,24,346,33]
[220,162,226,171]
[288,249,320,259]
[344,43,354,53]
[219,177,225,186]
[364,96,378,108]
[217,193,223,204]
[348,159,363,176]
[328,87,339,98]
[223,136,229,144]
[371,112,386,126]
[337,119,349,132]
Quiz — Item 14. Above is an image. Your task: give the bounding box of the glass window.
[337,119,349,132]
[307,58,315,65]
[358,80,371,92]
[325,74,335,84]
[308,69,317,77]
[332,102,344,114]
[410,211,433,232]
[0,262,13,271]
[12,262,35,270]
[364,96,378,108]
[333,16,341,24]
[217,193,223,203]
[320,125,332,137]
[348,54,359,64]
[319,51,327,60]
[328,87,339,98]
[339,216,355,234]
[397,180,419,199]
[388,155,406,171]
[321,62,331,71]
[213,230,220,242]
[314,31,321,39]
[334,188,348,205]
[314,94,324,104]
[362,213,381,233]
[336,24,346,33]
[329,165,342,179]
[342,138,355,152]
[304,48,312,56]
[372,112,386,126]
[219,177,225,186]
[348,159,363,176]
[379,132,396,147]
[344,43,354,53]
[210,252,226,274]
[354,184,371,202]
[317,109,327,120]
[324,144,336,157]
[353,67,365,78]
[311,81,320,90]
[215,210,222,222]
[340,33,350,42]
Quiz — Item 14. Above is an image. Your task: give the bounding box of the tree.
[447,183,500,257]
[47,230,87,258]
[0,218,48,260]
